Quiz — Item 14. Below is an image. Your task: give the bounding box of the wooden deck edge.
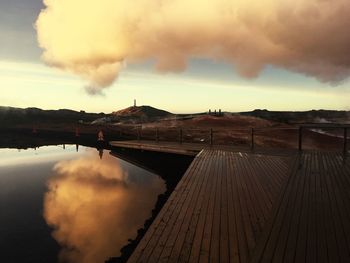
[126,149,206,263]
[110,140,303,157]
[110,141,200,156]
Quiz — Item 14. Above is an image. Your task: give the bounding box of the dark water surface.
[0,145,166,263]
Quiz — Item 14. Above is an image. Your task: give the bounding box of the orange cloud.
[44,150,165,263]
[36,0,350,93]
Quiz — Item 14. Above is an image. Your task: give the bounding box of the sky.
[0,0,349,113]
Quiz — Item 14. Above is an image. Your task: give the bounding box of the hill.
[0,106,106,127]
[91,105,173,125]
[1,106,349,127]
[113,106,172,119]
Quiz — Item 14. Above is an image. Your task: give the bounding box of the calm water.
[0,145,166,263]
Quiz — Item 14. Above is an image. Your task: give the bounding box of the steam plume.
[36,0,350,93]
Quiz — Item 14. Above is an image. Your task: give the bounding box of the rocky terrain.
[241,109,350,124]
[0,106,348,151]
[92,106,173,125]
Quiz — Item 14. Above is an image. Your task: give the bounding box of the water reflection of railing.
[117,125,349,155]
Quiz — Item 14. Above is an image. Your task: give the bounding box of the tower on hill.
[134,99,136,107]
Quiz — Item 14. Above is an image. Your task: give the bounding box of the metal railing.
[18,123,349,155]
[122,124,349,156]
[298,125,349,155]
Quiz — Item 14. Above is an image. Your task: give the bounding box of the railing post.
[210,129,213,146]
[298,126,303,152]
[251,128,255,150]
[156,128,159,142]
[179,128,183,144]
[344,127,348,156]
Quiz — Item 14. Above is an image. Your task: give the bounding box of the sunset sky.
[1,0,349,113]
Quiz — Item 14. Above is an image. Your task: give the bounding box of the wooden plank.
[274,153,307,262]
[328,152,350,253]
[252,151,350,263]
[209,150,224,263]
[322,152,350,262]
[230,152,251,262]
[261,156,287,189]
[225,152,240,263]
[250,155,299,263]
[251,155,273,228]
[253,156,288,207]
[146,150,211,263]
[163,150,215,263]
[219,151,230,263]
[313,151,328,263]
[178,151,220,263]
[239,154,265,234]
[245,154,287,245]
[282,154,309,263]
[270,153,305,263]
[233,153,257,258]
[318,152,339,263]
[244,155,272,229]
[223,152,291,263]
[198,151,221,263]
[250,156,276,210]
[306,151,317,263]
[128,150,204,263]
[294,153,311,263]
[187,151,220,263]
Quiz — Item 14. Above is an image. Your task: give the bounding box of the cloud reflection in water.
[43,149,165,263]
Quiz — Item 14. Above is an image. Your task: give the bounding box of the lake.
[0,145,167,263]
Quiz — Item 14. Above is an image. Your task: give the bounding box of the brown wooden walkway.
[251,151,350,263]
[126,149,292,263]
[110,141,350,262]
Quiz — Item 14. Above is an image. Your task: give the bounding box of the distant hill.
[1,106,349,127]
[91,106,173,125]
[0,105,172,126]
[240,109,350,124]
[0,106,107,126]
[113,106,172,118]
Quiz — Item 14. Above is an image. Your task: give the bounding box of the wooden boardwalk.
[110,140,296,157]
[251,151,350,263]
[126,149,291,263]
[109,142,350,263]
[110,140,203,156]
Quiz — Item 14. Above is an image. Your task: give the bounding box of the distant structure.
[208,109,223,116]
[134,99,137,107]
